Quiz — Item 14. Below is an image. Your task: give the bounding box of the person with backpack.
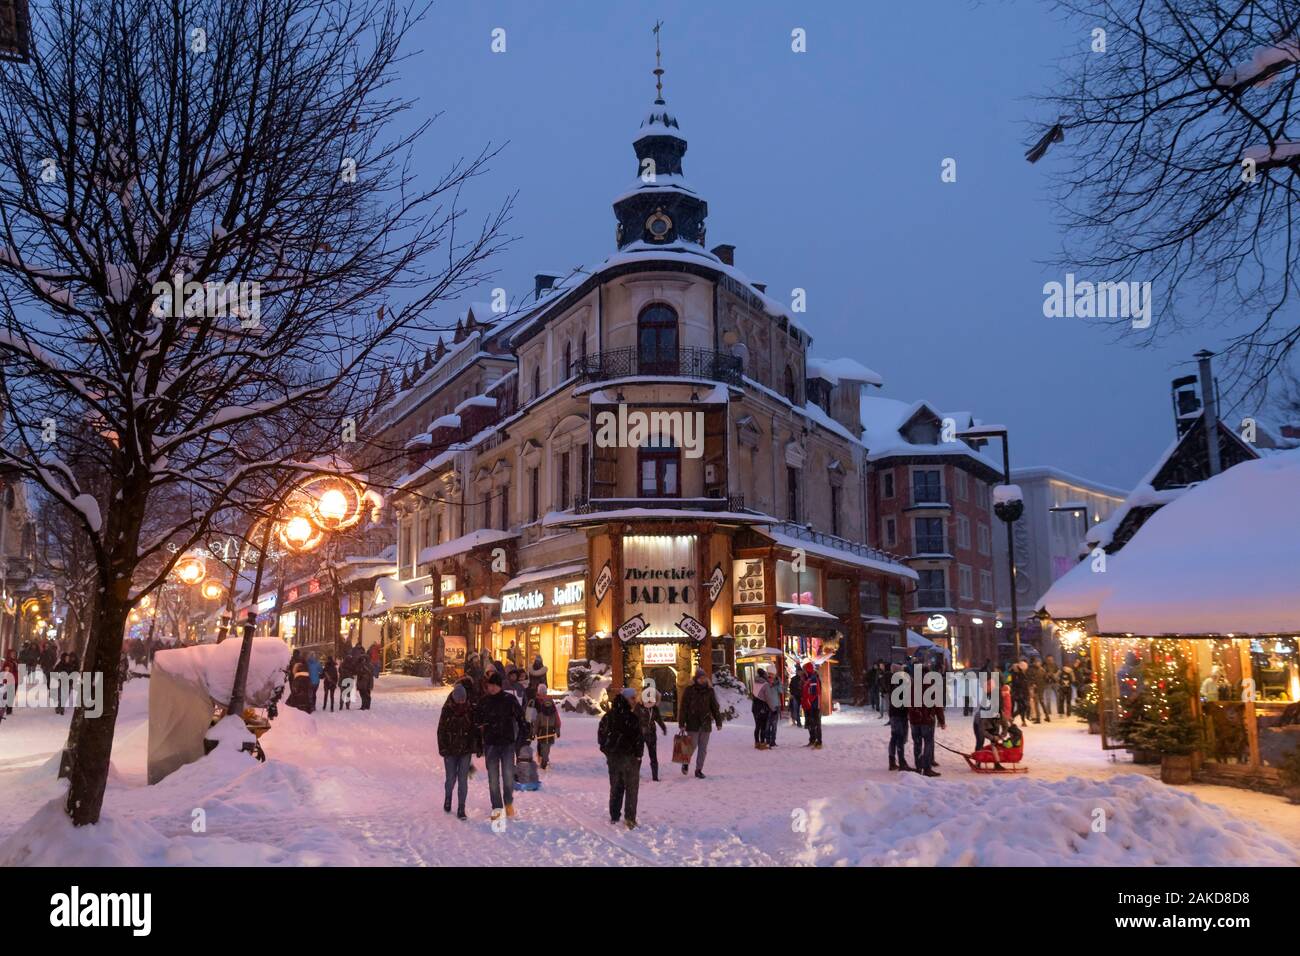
[472,671,528,822]
[531,683,561,769]
[678,668,723,778]
[788,667,804,727]
[437,683,479,819]
[801,662,823,749]
[599,688,645,829]
[636,680,668,780]
[751,670,772,750]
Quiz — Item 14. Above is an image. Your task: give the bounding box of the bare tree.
[1041,0,1300,395]
[0,0,510,825]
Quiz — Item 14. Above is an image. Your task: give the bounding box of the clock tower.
[612,23,708,250]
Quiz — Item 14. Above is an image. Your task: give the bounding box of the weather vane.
[653,20,665,103]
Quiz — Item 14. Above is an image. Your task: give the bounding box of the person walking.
[1,648,18,716]
[472,670,528,822]
[599,688,645,829]
[1010,660,1030,726]
[887,663,911,770]
[526,655,548,701]
[437,683,479,819]
[636,680,668,780]
[1057,661,1074,716]
[52,652,76,715]
[531,684,561,769]
[338,652,355,709]
[908,672,946,777]
[367,642,381,681]
[788,666,804,727]
[678,668,723,778]
[355,655,374,711]
[750,670,772,750]
[321,656,339,712]
[801,662,823,749]
[38,640,57,694]
[1027,658,1049,724]
[307,651,322,714]
[762,667,782,747]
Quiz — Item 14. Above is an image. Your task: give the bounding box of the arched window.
[784,364,798,405]
[637,304,678,375]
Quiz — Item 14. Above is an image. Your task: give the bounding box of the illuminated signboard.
[443,591,466,608]
[643,643,677,665]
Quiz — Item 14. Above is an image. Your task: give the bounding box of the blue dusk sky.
[394,0,1239,490]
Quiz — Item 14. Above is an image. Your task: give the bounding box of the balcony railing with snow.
[573,347,743,386]
[574,494,746,514]
[767,520,908,568]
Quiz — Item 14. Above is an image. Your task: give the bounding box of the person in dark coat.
[788,667,804,726]
[321,656,339,712]
[599,688,645,829]
[458,674,481,708]
[908,673,946,777]
[888,663,911,770]
[801,662,824,749]
[751,670,772,750]
[286,656,312,713]
[472,671,528,821]
[531,684,561,769]
[52,652,77,715]
[338,653,356,709]
[526,655,548,701]
[678,668,723,778]
[1028,658,1049,723]
[1010,660,1030,726]
[635,680,669,781]
[1057,662,1074,716]
[437,683,479,818]
[355,657,374,710]
[38,641,57,692]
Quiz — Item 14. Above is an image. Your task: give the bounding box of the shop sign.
[677,613,707,643]
[733,559,765,605]
[286,587,300,603]
[440,574,458,595]
[925,613,949,633]
[624,535,697,637]
[643,643,677,665]
[443,591,466,608]
[502,590,544,615]
[617,614,649,642]
[593,560,612,604]
[706,563,727,605]
[308,578,321,594]
[552,579,584,607]
[735,615,767,653]
[257,594,277,613]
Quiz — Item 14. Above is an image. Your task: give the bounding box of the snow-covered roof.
[807,357,883,387]
[757,526,918,581]
[501,562,587,593]
[1010,465,1129,500]
[858,395,1001,472]
[611,173,699,206]
[1082,433,1186,553]
[1041,448,1300,635]
[635,102,685,139]
[416,527,518,565]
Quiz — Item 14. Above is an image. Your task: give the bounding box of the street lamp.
[957,424,1021,660]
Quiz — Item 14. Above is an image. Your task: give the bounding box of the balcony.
[904,491,950,512]
[575,494,746,515]
[574,347,743,387]
[767,521,908,567]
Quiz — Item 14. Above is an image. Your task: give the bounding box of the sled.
[939,740,1028,774]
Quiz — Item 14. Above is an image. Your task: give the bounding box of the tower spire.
[652,20,665,104]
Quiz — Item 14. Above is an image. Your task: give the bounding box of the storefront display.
[499,567,587,690]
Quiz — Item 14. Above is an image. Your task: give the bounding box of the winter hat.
[620,687,638,701]
[803,661,815,673]
[486,671,503,687]
[693,667,707,680]
[451,684,467,703]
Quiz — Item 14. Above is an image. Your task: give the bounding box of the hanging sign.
[617,614,648,642]
[706,563,727,605]
[593,560,612,605]
[643,643,677,665]
[677,613,707,643]
[925,613,949,633]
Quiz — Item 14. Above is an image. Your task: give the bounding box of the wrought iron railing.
[574,494,746,514]
[574,347,743,386]
[767,520,909,567]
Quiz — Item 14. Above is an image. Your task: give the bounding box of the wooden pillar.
[849,572,864,705]
[1238,638,1260,769]
[610,528,625,691]
[698,523,712,676]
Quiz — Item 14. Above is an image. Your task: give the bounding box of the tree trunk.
[63,588,131,825]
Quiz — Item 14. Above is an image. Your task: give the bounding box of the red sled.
[961,745,1028,774]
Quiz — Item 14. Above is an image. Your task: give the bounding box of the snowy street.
[1,676,1295,867]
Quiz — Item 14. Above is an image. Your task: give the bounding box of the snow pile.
[992,483,1022,505]
[152,637,289,707]
[807,356,883,387]
[798,773,1299,867]
[1217,38,1300,89]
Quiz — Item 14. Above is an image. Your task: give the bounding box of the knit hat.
[694,667,707,680]
[803,661,815,673]
[620,687,637,701]
[486,671,503,687]
[451,684,466,703]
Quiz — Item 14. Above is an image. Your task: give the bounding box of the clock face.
[646,212,672,241]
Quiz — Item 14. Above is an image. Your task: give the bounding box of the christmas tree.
[1118,640,1201,756]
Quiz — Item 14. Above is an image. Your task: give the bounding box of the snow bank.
[152,636,289,707]
[799,773,1299,867]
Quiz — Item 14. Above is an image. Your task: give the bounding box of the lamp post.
[957,425,1020,660]
[224,474,376,720]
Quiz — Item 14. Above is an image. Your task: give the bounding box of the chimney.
[710,244,735,266]
[1195,349,1221,476]
[534,273,561,301]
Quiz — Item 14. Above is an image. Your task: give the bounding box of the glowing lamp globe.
[201,580,224,601]
[176,556,207,586]
[316,488,350,527]
[282,515,317,551]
